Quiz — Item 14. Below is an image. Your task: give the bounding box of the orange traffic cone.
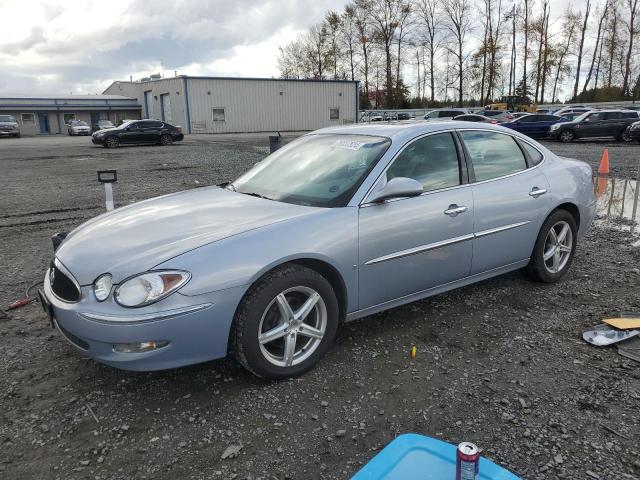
[598,149,610,175]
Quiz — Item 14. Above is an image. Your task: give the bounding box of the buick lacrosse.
[40,122,596,378]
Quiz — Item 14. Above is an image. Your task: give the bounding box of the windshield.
[0,115,16,122]
[573,111,592,122]
[119,121,135,128]
[99,120,113,126]
[72,121,88,126]
[231,134,391,207]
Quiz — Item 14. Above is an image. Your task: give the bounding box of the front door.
[358,132,474,309]
[576,111,605,138]
[38,113,50,134]
[458,130,551,274]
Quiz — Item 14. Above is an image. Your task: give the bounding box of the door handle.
[444,204,468,217]
[529,187,547,198]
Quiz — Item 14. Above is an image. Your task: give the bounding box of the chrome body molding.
[365,233,475,265]
[79,303,213,324]
[474,221,531,239]
[365,221,532,265]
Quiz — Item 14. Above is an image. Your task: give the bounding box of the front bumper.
[91,136,105,144]
[629,128,640,140]
[42,269,245,371]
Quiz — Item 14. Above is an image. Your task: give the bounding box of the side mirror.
[367,177,423,204]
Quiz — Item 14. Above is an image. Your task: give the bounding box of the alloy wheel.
[560,130,574,142]
[105,137,119,148]
[258,286,327,367]
[543,220,573,274]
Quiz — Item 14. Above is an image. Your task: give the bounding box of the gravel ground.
[0,134,639,480]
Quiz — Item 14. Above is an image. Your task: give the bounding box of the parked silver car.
[40,122,596,379]
[0,114,20,137]
[67,120,91,136]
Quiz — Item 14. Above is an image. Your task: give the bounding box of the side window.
[520,142,544,166]
[386,133,461,192]
[461,131,527,182]
[621,112,638,119]
[518,115,536,123]
[604,112,621,120]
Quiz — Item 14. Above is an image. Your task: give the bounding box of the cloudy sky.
[0,0,584,97]
[0,0,349,95]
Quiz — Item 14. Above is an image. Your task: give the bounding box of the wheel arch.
[239,256,349,323]
[550,202,581,230]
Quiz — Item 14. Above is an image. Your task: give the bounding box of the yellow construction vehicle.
[485,95,537,112]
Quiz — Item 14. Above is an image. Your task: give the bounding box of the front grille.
[50,262,81,302]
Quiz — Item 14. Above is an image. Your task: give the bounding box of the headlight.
[114,271,190,307]
[94,274,113,301]
[550,124,559,130]
[631,123,640,130]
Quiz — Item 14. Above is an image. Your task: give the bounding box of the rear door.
[576,111,605,138]
[358,132,474,308]
[458,130,551,274]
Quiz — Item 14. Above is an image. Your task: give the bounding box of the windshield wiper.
[240,191,273,201]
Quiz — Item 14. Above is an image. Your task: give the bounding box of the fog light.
[113,340,169,353]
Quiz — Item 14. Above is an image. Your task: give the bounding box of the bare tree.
[573,0,592,99]
[505,3,518,95]
[441,0,474,106]
[325,11,342,80]
[552,10,581,101]
[605,2,620,88]
[341,5,359,81]
[522,0,531,101]
[368,0,407,107]
[417,0,444,102]
[582,0,610,94]
[354,0,374,98]
[622,0,639,95]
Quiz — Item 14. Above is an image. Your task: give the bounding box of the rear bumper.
[173,133,184,141]
[42,269,245,371]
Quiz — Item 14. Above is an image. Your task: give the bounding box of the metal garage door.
[144,90,152,118]
[160,94,172,124]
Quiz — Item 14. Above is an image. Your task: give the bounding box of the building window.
[212,108,225,122]
[63,113,76,124]
[21,113,35,124]
[329,108,340,120]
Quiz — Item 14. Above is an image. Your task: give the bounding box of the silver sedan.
[40,122,596,378]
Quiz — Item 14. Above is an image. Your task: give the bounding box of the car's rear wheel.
[230,264,339,379]
[104,136,120,148]
[160,134,173,146]
[559,130,575,143]
[526,209,577,283]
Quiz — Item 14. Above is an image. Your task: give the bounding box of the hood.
[56,186,319,285]
[93,127,119,135]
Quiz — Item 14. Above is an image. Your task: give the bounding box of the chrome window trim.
[364,221,531,265]
[359,129,466,206]
[359,127,547,207]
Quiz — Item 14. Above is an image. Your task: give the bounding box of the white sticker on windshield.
[332,139,365,150]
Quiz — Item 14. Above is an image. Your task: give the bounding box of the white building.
[103,76,360,134]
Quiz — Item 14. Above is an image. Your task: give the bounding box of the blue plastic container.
[352,434,520,480]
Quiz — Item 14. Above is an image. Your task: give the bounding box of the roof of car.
[313,120,517,143]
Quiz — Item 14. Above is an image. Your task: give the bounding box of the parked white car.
[0,114,20,137]
[67,120,91,136]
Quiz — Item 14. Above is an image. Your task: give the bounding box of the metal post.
[97,170,117,212]
[631,160,640,235]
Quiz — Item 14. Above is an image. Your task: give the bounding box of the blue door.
[90,112,100,130]
[38,113,50,134]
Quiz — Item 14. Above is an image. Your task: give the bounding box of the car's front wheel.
[104,136,120,148]
[526,209,578,283]
[559,130,575,143]
[231,264,339,379]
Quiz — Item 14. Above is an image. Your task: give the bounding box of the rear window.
[621,111,639,119]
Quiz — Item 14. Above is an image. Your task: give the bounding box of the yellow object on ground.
[603,318,640,330]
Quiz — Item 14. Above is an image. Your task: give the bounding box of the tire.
[230,264,339,379]
[104,136,120,148]
[559,129,575,143]
[619,128,633,142]
[160,134,173,146]
[526,209,578,283]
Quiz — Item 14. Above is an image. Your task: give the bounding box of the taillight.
[506,114,513,120]
[490,120,498,124]
[176,126,182,133]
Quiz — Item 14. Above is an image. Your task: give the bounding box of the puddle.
[593,176,639,234]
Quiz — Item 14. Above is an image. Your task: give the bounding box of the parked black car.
[548,110,639,143]
[396,112,411,120]
[91,120,184,148]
